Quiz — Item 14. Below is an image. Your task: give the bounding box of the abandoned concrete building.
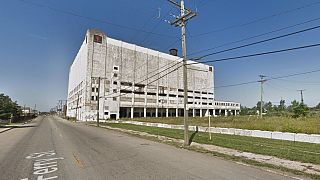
[67,29,240,121]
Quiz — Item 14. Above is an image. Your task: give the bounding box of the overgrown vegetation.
[241,99,319,118]
[122,116,320,134]
[105,123,320,165]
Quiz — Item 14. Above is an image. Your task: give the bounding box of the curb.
[0,128,13,134]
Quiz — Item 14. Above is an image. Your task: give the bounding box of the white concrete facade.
[67,29,240,121]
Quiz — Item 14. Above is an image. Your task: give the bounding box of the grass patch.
[121,116,320,134]
[105,123,320,165]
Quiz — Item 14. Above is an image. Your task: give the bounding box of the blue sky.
[1,0,320,111]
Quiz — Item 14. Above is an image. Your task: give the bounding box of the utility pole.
[96,77,101,127]
[258,75,267,118]
[168,0,197,146]
[297,89,306,104]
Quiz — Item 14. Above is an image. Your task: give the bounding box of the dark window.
[209,67,213,72]
[121,82,132,86]
[194,91,200,94]
[169,94,176,97]
[178,89,184,92]
[188,102,193,104]
[113,89,117,93]
[104,112,109,115]
[195,97,201,99]
[113,81,118,85]
[113,66,119,71]
[120,89,132,93]
[113,97,117,101]
[114,73,118,77]
[92,88,95,92]
[91,96,95,101]
[147,92,156,96]
[94,35,102,43]
[135,83,145,88]
[178,95,184,98]
[134,91,144,95]
[159,93,166,96]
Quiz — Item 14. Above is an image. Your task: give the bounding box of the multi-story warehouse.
[67,29,240,121]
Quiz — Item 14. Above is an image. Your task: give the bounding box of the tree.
[264,101,273,113]
[316,103,320,110]
[279,99,286,111]
[293,103,309,118]
[0,93,22,120]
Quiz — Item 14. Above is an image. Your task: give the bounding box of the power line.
[190,1,320,38]
[145,13,320,79]
[188,17,320,57]
[18,0,176,38]
[112,43,320,99]
[188,43,320,65]
[190,24,320,61]
[214,68,320,89]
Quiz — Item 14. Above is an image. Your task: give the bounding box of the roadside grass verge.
[121,116,320,134]
[105,123,320,165]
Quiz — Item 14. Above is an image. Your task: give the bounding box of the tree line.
[240,100,320,118]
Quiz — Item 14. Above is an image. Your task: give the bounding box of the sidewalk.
[94,123,320,176]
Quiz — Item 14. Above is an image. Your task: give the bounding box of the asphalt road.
[0,116,302,180]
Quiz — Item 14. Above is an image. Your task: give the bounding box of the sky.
[0,0,320,112]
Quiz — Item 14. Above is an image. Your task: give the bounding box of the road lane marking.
[22,150,64,180]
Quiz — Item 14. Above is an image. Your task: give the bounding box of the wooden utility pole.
[258,75,267,118]
[97,77,101,127]
[297,89,306,104]
[168,0,196,146]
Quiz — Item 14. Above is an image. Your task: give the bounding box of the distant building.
[67,29,240,121]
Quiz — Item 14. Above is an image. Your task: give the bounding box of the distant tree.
[240,106,256,115]
[264,101,273,113]
[279,99,286,111]
[287,100,299,112]
[293,103,309,118]
[316,103,320,110]
[0,93,22,120]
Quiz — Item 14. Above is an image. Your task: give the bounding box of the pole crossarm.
[167,0,197,27]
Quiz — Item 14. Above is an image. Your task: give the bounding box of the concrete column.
[116,112,119,120]
[156,108,158,117]
[131,107,134,119]
[224,110,227,117]
[234,110,237,116]
[166,108,169,117]
[213,109,216,117]
[176,108,178,117]
[200,109,203,117]
[144,108,147,118]
[193,109,195,117]
[219,109,221,116]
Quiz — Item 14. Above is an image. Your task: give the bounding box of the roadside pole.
[209,112,211,140]
[97,77,101,127]
[168,0,197,146]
